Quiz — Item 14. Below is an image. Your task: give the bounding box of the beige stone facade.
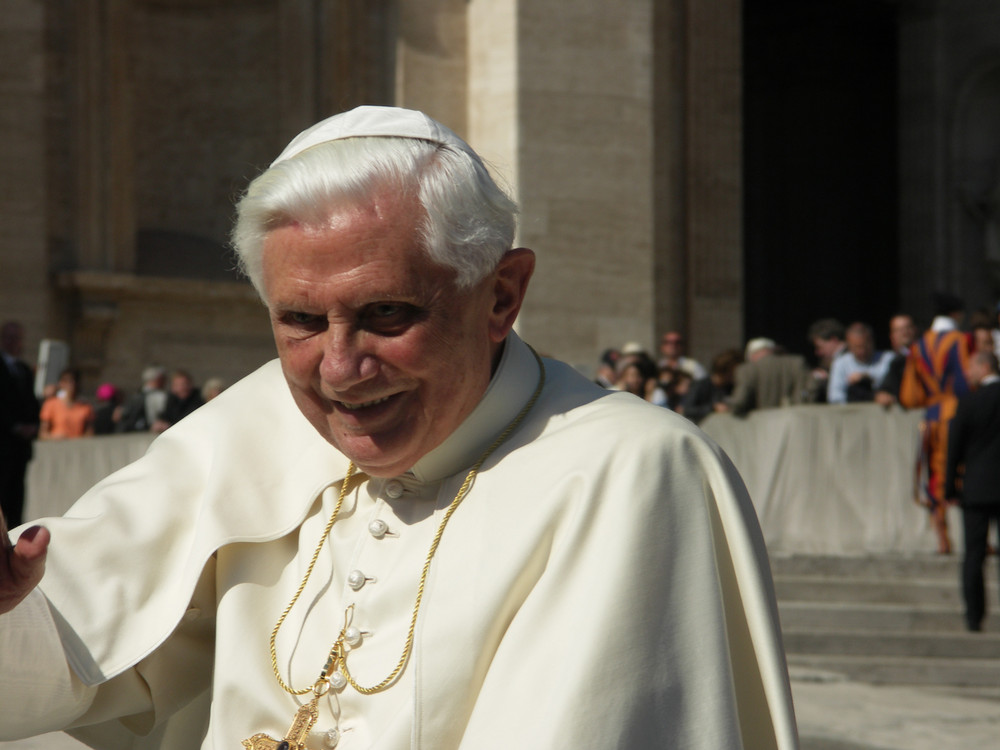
[3,1,1000,396]
[0,0,745,392]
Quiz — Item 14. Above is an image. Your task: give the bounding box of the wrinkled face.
[261,190,501,477]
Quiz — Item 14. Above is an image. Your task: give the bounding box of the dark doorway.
[743,0,899,357]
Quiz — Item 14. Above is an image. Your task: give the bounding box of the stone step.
[770,553,1000,583]
[772,554,1000,687]
[782,628,1000,659]
[779,600,1000,633]
[787,655,1000,688]
[774,576,972,607]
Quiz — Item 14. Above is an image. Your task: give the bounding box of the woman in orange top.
[39,369,95,439]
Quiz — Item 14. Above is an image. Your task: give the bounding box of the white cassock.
[1,333,799,749]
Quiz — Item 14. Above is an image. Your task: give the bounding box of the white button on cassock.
[323,728,340,747]
[384,480,405,499]
[344,626,363,647]
[347,569,368,591]
[368,519,389,538]
[329,672,347,690]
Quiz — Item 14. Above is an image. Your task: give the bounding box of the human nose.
[318,327,379,390]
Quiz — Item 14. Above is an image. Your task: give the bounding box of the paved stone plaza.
[793,673,1000,750]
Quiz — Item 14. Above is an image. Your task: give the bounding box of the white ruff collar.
[407,331,541,484]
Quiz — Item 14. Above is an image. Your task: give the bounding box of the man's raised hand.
[0,512,49,614]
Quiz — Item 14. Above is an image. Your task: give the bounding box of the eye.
[371,303,404,318]
[360,302,423,335]
[278,311,326,332]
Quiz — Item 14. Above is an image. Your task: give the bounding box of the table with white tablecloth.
[25,433,155,522]
[701,403,953,555]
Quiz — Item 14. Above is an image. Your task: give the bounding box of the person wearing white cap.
[725,337,817,416]
[1,106,799,749]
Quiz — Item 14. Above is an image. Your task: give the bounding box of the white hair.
[231,137,518,298]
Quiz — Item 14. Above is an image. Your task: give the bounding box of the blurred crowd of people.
[595,292,1000,560]
[101,365,226,437]
[595,294,999,423]
[0,319,226,527]
[34,364,225,440]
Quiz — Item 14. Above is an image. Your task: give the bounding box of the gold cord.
[269,348,546,698]
[268,470,362,696]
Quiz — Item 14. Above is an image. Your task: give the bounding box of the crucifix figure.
[242,697,319,750]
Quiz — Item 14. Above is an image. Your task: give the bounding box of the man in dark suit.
[0,321,40,528]
[945,350,1000,631]
[875,313,918,406]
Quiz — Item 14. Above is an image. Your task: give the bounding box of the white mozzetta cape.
[1,333,798,749]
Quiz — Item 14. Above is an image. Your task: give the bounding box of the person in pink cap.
[1,107,798,750]
[93,382,122,435]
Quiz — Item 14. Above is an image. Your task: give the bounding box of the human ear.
[487,248,535,343]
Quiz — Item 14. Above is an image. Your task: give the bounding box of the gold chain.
[269,348,546,698]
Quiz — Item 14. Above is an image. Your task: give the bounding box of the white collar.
[980,374,1000,387]
[407,331,541,484]
[931,315,957,333]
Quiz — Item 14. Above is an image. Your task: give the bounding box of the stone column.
[466,0,743,371]
[321,0,396,115]
[497,0,658,371]
[654,0,744,365]
[681,0,743,363]
[0,1,50,357]
[467,0,519,190]
[278,0,320,134]
[394,0,467,133]
[73,0,135,273]
[652,0,689,353]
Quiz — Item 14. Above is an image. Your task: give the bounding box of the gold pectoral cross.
[242,696,319,750]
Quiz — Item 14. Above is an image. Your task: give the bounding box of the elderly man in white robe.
[1,107,799,749]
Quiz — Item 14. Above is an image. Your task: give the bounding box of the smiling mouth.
[339,395,392,411]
